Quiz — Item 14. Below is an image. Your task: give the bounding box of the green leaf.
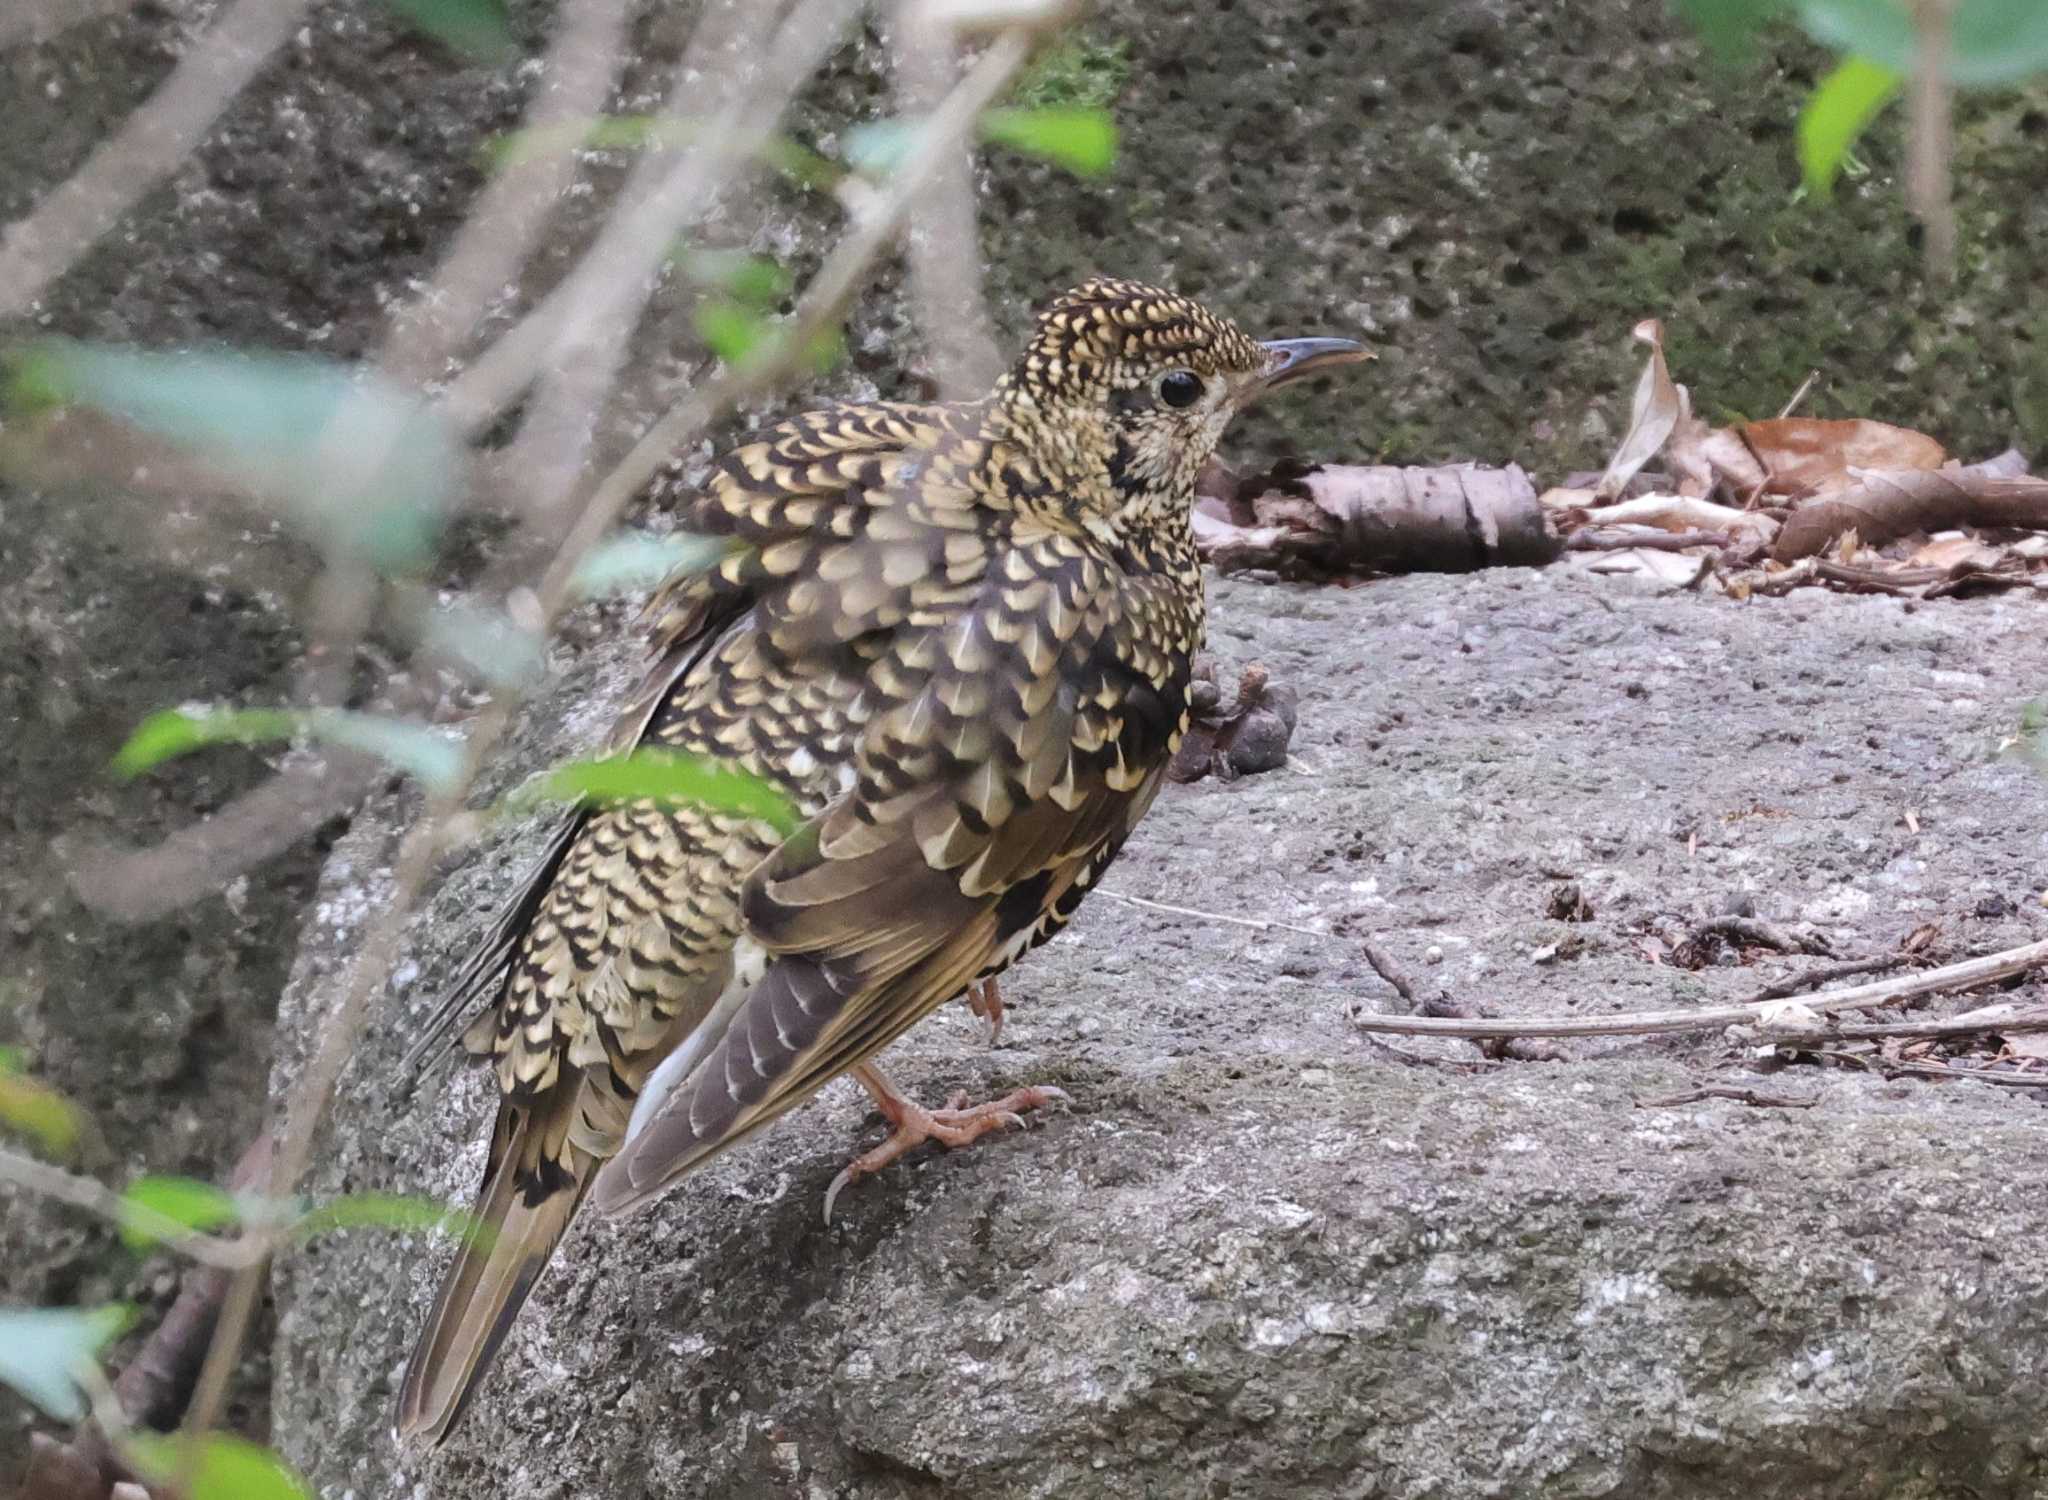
[571,532,734,598]
[847,108,1118,179]
[0,1071,85,1157]
[417,601,547,690]
[675,250,792,309]
[5,344,458,572]
[695,301,842,375]
[294,1191,489,1246]
[695,299,774,366]
[1798,0,2048,87]
[486,116,843,187]
[0,1046,19,1072]
[1798,56,1902,194]
[112,707,466,791]
[125,1432,314,1500]
[980,107,1118,177]
[509,749,802,836]
[117,1175,242,1253]
[1672,0,1792,58]
[377,0,515,62]
[0,1305,133,1422]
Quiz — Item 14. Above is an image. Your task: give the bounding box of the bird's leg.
[824,1061,1068,1224]
[963,976,1005,1045]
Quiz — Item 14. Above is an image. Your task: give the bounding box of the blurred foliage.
[0,1305,133,1422]
[114,708,466,792]
[509,748,803,836]
[5,344,458,573]
[0,1049,83,1158]
[1673,0,2048,190]
[1010,33,1131,111]
[126,1430,314,1500]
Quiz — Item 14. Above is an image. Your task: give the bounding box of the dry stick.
[1739,953,1910,1002]
[440,0,850,442]
[543,24,1044,603]
[0,0,316,320]
[1635,1085,1818,1109]
[1565,528,1732,554]
[0,1147,259,1270]
[891,0,1003,396]
[1776,369,1820,421]
[498,0,857,523]
[1879,1060,2048,1089]
[175,22,1047,1449]
[1761,1005,2048,1046]
[378,0,639,388]
[1906,0,1955,281]
[1092,887,1333,942]
[1348,934,2048,1039]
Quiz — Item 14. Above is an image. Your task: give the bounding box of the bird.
[394,276,1368,1446]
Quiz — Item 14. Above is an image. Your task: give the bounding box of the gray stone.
[272,571,2048,1498]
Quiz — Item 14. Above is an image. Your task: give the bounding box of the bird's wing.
[399,401,952,1074]
[592,527,1194,1213]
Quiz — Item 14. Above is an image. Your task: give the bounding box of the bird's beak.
[1257,337,1373,390]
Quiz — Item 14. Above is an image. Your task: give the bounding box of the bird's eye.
[1156,370,1203,409]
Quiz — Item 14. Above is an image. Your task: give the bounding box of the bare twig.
[61,757,381,922]
[890,0,1003,395]
[379,0,638,387]
[1635,1085,1818,1109]
[1906,0,1955,281]
[1776,369,1820,420]
[1736,953,1913,1003]
[1348,935,2048,1039]
[1093,887,1332,941]
[1359,939,1421,1007]
[1847,1057,2048,1089]
[544,24,1045,602]
[0,1146,261,1270]
[1750,1002,2048,1047]
[0,0,317,320]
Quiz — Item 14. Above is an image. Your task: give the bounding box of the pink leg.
[824,1061,1069,1223]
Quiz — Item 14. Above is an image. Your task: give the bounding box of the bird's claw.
[822,1082,1071,1225]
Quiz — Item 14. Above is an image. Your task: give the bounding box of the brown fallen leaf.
[1741,417,1946,497]
[1771,471,2048,562]
[1594,318,1684,501]
[1904,533,2006,570]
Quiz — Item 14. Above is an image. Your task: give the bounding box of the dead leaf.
[1905,533,2005,570]
[1594,319,1684,502]
[1771,471,2048,562]
[1579,493,1778,542]
[1698,426,1768,494]
[1741,418,1946,497]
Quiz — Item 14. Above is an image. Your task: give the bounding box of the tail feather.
[396,1104,592,1448]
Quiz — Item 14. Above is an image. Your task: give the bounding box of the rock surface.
[273,570,2048,1499]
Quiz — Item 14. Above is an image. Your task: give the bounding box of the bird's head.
[991,277,1368,537]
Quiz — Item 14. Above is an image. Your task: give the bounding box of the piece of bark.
[1202,462,1560,577]
[1771,471,2048,562]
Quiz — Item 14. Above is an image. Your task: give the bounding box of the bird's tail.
[395,1095,593,1448]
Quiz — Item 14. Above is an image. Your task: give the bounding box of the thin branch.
[496,0,862,527]
[890,0,1003,395]
[378,0,639,387]
[0,0,317,321]
[1753,1003,2048,1047]
[0,1146,260,1270]
[1735,953,1912,1002]
[1906,0,1955,281]
[1092,887,1333,941]
[1635,1085,1818,1109]
[1348,935,2048,1039]
[539,23,1044,606]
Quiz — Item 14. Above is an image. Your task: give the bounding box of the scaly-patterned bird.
[396,277,1366,1445]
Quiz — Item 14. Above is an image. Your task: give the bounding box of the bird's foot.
[825,1062,1068,1224]
[963,976,1005,1045]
